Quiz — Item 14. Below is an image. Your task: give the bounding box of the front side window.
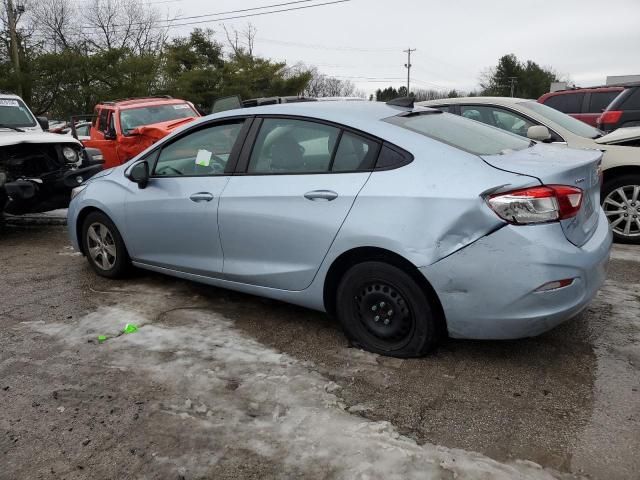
[98,109,109,132]
[385,111,531,155]
[120,103,198,135]
[248,118,339,173]
[154,120,245,176]
[461,105,535,137]
[0,98,36,128]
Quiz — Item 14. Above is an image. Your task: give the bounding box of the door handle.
[189,192,214,203]
[304,190,338,201]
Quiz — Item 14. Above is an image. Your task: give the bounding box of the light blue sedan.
[68,100,612,357]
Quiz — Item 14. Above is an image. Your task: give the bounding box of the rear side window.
[588,91,619,112]
[385,112,531,155]
[331,132,379,172]
[248,118,339,173]
[544,93,584,113]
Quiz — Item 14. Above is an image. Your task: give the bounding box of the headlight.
[71,184,88,200]
[62,146,79,163]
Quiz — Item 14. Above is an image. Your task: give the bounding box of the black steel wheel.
[336,261,439,357]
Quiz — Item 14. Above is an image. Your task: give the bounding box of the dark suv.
[597,84,640,132]
[538,86,623,127]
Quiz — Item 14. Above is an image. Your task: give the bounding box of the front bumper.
[421,210,612,340]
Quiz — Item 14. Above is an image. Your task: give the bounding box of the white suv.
[0,93,104,216]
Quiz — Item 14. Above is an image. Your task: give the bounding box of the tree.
[480,54,559,98]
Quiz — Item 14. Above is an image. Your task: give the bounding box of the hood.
[0,130,82,147]
[595,126,640,145]
[131,117,197,142]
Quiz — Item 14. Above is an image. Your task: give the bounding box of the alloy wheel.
[603,185,640,238]
[87,222,117,270]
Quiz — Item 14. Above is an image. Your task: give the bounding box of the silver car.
[67,101,612,357]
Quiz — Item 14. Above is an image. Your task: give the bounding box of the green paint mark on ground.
[123,324,138,334]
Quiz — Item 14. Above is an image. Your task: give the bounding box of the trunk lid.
[594,126,640,145]
[481,144,603,247]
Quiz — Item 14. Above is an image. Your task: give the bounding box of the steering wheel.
[156,165,183,176]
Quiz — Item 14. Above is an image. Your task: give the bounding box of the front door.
[124,118,249,276]
[219,117,380,290]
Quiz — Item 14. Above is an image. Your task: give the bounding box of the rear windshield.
[0,98,36,128]
[518,101,601,139]
[384,111,531,155]
[119,103,197,135]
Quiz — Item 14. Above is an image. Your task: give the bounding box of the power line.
[79,0,351,31]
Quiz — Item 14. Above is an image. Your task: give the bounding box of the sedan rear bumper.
[421,210,612,340]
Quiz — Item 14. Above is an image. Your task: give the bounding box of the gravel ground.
[0,224,638,480]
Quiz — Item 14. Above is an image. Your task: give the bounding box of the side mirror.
[527,125,551,142]
[36,116,49,131]
[128,161,149,189]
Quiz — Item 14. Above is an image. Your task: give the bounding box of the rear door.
[218,116,379,290]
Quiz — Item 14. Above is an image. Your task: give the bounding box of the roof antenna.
[386,97,414,108]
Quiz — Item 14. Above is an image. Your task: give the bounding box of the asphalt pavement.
[0,224,638,479]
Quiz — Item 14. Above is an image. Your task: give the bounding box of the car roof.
[206,100,414,129]
[417,97,533,106]
[0,93,23,100]
[191,100,442,148]
[97,97,192,109]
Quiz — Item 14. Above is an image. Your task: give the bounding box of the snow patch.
[30,289,569,479]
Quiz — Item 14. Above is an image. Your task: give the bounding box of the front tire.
[82,211,130,278]
[336,261,439,357]
[602,174,640,244]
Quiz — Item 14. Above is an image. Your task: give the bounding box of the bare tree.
[83,0,167,54]
[30,0,77,51]
[300,66,356,98]
[223,23,256,58]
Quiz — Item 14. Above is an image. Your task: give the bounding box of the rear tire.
[602,174,640,244]
[82,211,131,278]
[336,261,439,357]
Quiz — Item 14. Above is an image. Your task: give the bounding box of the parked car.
[68,100,611,357]
[597,83,640,132]
[418,97,640,243]
[82,96,200,169]
[538,86,623,126]
[0,93,104,216]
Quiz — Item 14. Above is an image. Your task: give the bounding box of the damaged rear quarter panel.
[329,142,540,268]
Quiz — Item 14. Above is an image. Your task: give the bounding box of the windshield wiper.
[0,124,24,132]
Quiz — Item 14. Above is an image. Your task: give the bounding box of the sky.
[153,0,640,95]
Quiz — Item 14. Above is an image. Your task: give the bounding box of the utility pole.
[6,0,22,96]
[508,76,518,97]
[403,48,416,96]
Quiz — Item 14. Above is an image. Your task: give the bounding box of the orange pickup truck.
[82,96,201,169]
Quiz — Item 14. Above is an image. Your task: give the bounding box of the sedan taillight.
[487,185,583,225]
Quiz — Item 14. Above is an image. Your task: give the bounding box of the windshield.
[519,101,601,139]
[119,103,197,135]
[385,111,531,155]
[0,98,37,128]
